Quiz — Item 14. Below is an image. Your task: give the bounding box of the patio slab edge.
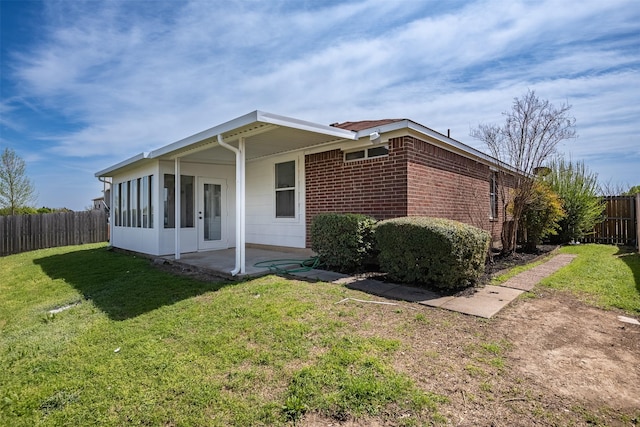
[290,252,576,318]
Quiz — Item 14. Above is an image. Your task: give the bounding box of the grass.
[544,244,640,313]
[491,244,640,314]
[0,244,446,426]
[490,256,553,285]
[2,242,638,425]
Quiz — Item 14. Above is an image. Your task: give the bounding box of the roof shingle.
[329,119,404,131]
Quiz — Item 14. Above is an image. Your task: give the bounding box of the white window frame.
[274,160,297,220]
[344,143,389,162]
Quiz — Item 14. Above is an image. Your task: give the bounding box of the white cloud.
[4,0,639,191]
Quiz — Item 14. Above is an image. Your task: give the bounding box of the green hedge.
[310,213,377,273]
[375,217,490,290]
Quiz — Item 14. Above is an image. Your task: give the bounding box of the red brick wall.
[305,135,506,247]
[304,138,407,246]
[403,136,504,244]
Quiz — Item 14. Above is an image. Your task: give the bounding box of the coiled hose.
[253,257,321,274]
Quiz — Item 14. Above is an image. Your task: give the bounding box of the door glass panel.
[204,183,222,241]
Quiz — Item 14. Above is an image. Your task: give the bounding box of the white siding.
[110,163,161,255]
[110,154,307,256]
[246,153,306,248]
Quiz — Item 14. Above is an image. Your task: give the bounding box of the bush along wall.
[310,213,377,273]
[375,217,490,290]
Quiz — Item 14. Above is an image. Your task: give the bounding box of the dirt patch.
[152,258,233,283]
[300,287,639,426]
[154,248,639,425]
[501,290,640,410]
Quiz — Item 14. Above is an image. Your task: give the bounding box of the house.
[95,110,512,275]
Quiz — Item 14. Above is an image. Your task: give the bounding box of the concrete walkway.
[291,253,577,318]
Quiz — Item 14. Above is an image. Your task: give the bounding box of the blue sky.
[1,0,639,210]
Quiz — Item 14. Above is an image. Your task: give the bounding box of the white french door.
[198,178,227,250]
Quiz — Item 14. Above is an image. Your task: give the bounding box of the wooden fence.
[0,210,108,256]
[582,195,639,249]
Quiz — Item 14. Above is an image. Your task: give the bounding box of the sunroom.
[95,111,358,275]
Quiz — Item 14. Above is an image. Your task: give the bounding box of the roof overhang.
[95,110,357,177]
[353,119,518,174]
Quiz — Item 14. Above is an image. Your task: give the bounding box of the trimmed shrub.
[310,213,377,273]
[375,217,490,290]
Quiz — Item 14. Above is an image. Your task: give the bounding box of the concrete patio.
[160,245,316,278]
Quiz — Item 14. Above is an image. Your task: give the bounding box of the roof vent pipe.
[447,129,450,138]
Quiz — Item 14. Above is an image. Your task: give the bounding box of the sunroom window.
[114,175,153,228]
[163,174,195,228]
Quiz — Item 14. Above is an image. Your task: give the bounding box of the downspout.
[174,158,181,260]
[98,176,112,245]
[98,176,111,209]
[217,135,245,275]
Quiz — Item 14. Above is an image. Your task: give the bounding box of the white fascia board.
[95,152,148,177]
[256,111,357,140]
[96,111,360,177]
[148,111,261,159]
[148,110,356,159]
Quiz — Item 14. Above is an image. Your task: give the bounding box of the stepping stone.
[292,269,348,282]
[432,285,524,318]
[343,279,400,297]
[500,253,577,291]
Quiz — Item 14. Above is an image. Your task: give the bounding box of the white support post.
[217,135,245,275]
[174,157,181,260]
[238,137,246,274]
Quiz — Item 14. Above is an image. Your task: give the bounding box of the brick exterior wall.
[403,136,504,244]
[305,135,507,247]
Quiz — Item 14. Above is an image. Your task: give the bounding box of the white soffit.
[95,110,356,177]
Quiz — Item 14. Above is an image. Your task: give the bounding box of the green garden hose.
[253,257,322,274]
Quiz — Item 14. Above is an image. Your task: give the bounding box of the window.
[164,174,195,228]
[141,175,153,228]
[490,172,498,220]
[275,161,295,218]
[114,183,121,226]
[344,144,389,162]
[131,179,139,227]
[141,176,149,228]
[148,175,153,228]
[114,176,153,228]
[122,181,129,227]
[345,150,365,161]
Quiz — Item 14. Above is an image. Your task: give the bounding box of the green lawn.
[491,244,640,314]
[0,244,445,426]
[1,243,638,426]
[543,244,640,313]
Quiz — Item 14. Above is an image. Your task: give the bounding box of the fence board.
[582,196,637,247]
[0,210,108,256]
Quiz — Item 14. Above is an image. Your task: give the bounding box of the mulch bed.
[483,244,559,278]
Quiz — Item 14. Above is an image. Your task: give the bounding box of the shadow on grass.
[34,247,231,321]
[615,246,640,299]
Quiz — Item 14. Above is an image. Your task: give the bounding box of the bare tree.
[599,180,628,196]
[0,148,36,215]
[471,90,576,254]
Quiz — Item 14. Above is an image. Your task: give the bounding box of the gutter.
[217,134,245,276]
